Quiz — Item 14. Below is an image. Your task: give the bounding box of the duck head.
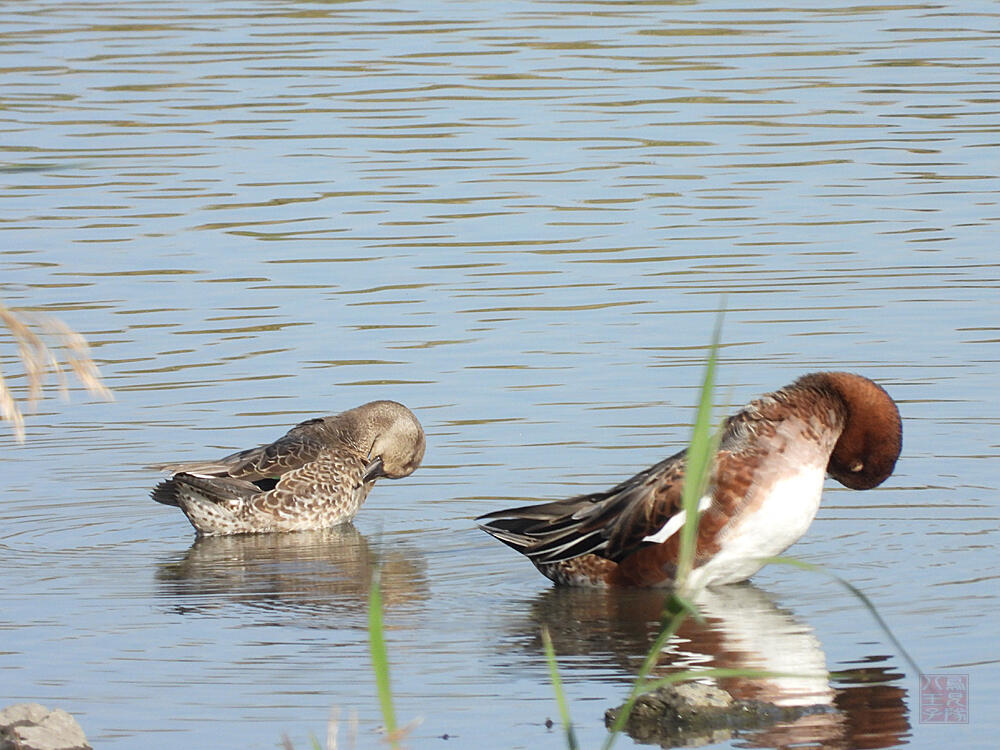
[814,372,902,490]
[356,400,426,481]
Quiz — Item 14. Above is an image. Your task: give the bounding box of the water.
[1,1,998,747]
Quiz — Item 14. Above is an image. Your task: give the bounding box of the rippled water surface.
[2,1,998,748]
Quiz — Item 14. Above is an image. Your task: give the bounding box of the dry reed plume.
[1,302,113,442]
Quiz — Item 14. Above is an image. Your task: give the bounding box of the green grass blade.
[367,570,399,748]
[541,627,579,750]
[601,594,699,750]
[676,308,725,589]
[763,556,922,676]
[606,310,725,750]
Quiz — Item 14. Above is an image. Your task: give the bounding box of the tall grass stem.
[367,571,399,749]
[600,594,698,750]
[675,308,724,589]
[605,308,725,748]
[541,627,579,750]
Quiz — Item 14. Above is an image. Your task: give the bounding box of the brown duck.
[152,400,425,535]
[477,372,901,588]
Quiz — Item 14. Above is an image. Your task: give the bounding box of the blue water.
[2,1,998,747]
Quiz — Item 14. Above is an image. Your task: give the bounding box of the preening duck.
[477,372,901,588]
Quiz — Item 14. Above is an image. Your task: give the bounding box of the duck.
[152,400,425,535]
[477,372,901,588]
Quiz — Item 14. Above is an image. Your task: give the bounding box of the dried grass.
[0,302,113,442]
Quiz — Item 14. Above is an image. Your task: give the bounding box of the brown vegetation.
[1,303,112,442]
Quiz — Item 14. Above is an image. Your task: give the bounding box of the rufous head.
[805,372,902,490]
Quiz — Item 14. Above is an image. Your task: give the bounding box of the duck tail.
[151,473,258,504]
[151,478,182,506]
[151,474,260,535]
[476,496,608,564]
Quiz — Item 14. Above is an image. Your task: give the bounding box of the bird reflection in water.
[156,526,428,624]
[525,584,909,749]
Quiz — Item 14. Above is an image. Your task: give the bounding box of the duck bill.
[362,456,385,482]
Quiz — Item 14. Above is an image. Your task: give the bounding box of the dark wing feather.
[475,494,606,557]
[477,449,689,565]
[151,474,261,507]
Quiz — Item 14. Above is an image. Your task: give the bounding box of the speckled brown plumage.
[152,400,425,535]
[477,372,901,588]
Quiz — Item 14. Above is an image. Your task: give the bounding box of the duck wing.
[245,450,369,520]
[154,417,334,481]
[477,449,689,565]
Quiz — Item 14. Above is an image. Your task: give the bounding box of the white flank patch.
[642,494,713,544]
[689,462,827,589]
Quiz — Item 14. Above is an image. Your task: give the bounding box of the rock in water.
[0,704,91,750]
[605,682,830,747]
